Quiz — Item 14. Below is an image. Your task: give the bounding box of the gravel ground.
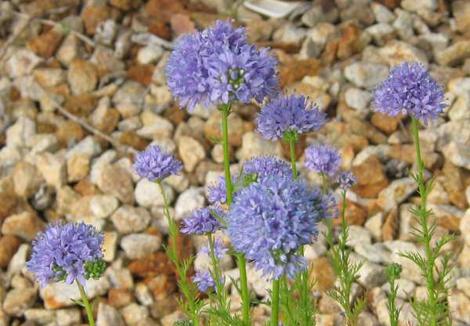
[0,0,469,325]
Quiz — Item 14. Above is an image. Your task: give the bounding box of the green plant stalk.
[271,279,280,326]
[387,276,400,326]
[157,181,200,326]
[409,117,446,326]
[220,104,250,325]
[287,137,316,325]
[327,190,364,326]
[76,281,95,326]
[208,233,229,313]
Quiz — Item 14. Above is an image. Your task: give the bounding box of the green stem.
[220,104,250,325]
[208,234,227,310]
[288,138,298,179]
[410,118,437,325]
[76,281,95,326]
[157,181,200,326]
[271,279,280,326]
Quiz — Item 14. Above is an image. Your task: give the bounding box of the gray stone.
[137,45,163,65]
[355,243,391,264]
[371,2,395,23]
[134,179,174,208]
[345,88,372,113]
[56,308,82,326]
[443,142,470,170]
[237,132,283,161]
[121,234,161,259]
[90,195,119,219]
[2,288,37,316]
[175,187,205,220]
[178,136,205,172]
[5,49,42,78]
[97,303,125,326]
[111,205,151,234]
[24,309,55,324]
[6,116,36,148]
[344,62,388,89]
[377,177,418,211]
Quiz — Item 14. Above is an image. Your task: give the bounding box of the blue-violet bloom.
[192,271,216,293]
[27,223,104,287]
[227,175,327,279]
[257,95,326,140]
[337,171,356,190]
[166,20,278,111]
[181,207,223,235]
[134,145,182,181]
[199,238,228,260]
[373,62,445,123]
[304,144,341,177]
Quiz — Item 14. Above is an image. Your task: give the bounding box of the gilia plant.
[374,62,453,326]
[27,223,106,326]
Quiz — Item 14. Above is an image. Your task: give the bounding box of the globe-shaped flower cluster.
[304,144,341,177]
[373,62,445,123]
[257,95,326,140]
[27,223,104,287]
[133,145,182,181]
[227,175,328,279]
[166,20,278,110]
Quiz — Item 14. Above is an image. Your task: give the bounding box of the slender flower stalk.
[270,279,280,326]
[158,181,201,326]
[385,263,402,326]
[327,188,365,326]
[399,118,453,325]
[220,103,251,325]
[77,281,95,326]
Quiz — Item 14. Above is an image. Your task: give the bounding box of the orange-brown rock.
[64,94,97,117]
[335,200,368,226]
[352,155,389,198]
[92,108,120,134]
[129,252,175,279]
[73,179,100,197]
[120,131,150,151]
[382,209,398,241]
[170,14,196,36]
[108,288,133,308]
[279,59,321,88]
[127,64,155,86]
[0,192,17,222]
[0,235,21,268]
[28,29,64,59]
[441,161,468,209]
[56,121,86,147]
[309,257,336,292]
[371,112,403,135]
[82,5,111,35]
[146,274,177,301]
[337,22,362,60]
[110,0,140,11]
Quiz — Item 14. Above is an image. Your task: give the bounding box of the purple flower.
[304,144,341,177]
[200,238,228,260]
[134,145,182,181]
[337,171,356,190]
[192,271,216,293]
[257,95,326,140]
[181,207,223,235]
[207,176,228,204]
[166,20,278,111]
[243,156,292,180]
[373,62,445,123]
[227,176,327,279]
[27,223,104,287]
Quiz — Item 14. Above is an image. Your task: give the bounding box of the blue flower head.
[373,62,445,123]
[227,175,328,279]
[192,271,216,293]
[27,223,105,287]
[134,145,182,181]
[181,207,223,235]
[257,95,326,140]
[199,238,228,260]
[166,20,279,111]
[337,171,356,190]
[207,176,228,204]
[304,144,341,177]
[243,156,292,180]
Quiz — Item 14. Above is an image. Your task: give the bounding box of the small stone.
[24,309,55,324]
[2,288,37,316]
[175,187,205,220]
[67,59,98,95]
[35,152,67,188]
[134,179,174,208]
[67,154,90,182]
[56,309,82,326]
[309,257,336,292]
[453,1,470,33]
[108,288,133,308]
[111,206,151,234]
[448,290,470,324]
[112,81,146,118]
[56,121,85,147]
[96,164,134,204]
[66,136,102,160]
[33,68,66,88]
[6,116,36,148]
[371,2,395,23]
[358,260,387,289]
[13,161,44,198]
[377,177,418,212]
[436,40,470,67]
[0,235,21,268]
[91,104,121,134]
[456,277,470,297]
[352,155,389,198]
[5,49,42,78]
[344,62,388,89]
[273,22,307,46]
[355,242,391,264]
[443,142,470,170]
[237,131,283,161]
[121,303,152,325]
[97,303,125,326]
[95,20,118,45]
[344,88,372,113]
[82,5,111,35]
[0,191,17,222]
[2,211,45,241]
[89,195,119,219]
[137,114,174,140]
[204,111,244,147]
[378,40,428,66]
[383,278,415,299]
[385,241,424,284]
[178,136,205,172]
[137,45,163,65]
[27,29,63,59]
[103,231,118,262]
[371,112,402,134]
[365,212,384,241]
[121,234,162,259]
